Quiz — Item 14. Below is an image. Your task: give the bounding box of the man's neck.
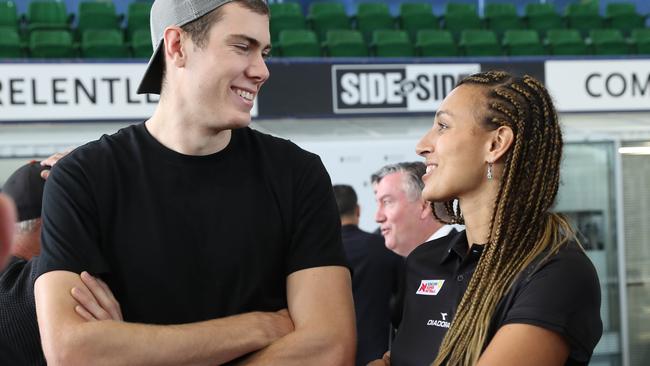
[340,216,358,227]
[12,234,39,260]
[145,114,232,156]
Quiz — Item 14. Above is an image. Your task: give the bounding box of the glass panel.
[620,141,650,366]
[556,142,622,366]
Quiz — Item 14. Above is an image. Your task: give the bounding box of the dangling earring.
[487,162,493,180]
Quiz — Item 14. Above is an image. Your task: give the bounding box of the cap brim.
[137,43,164,95]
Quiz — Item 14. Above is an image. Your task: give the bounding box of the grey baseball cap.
[137,0,239,95]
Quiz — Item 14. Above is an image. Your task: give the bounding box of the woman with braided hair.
[372,71,602,366]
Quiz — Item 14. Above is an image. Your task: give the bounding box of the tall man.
[372,162,459,257]
[333,185,402,366]
[35,1,355,365]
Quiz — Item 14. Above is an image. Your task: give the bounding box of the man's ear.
[162,26,186,69]
[486,125,514,163]
[420,198,433,220]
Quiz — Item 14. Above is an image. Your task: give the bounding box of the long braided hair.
[431,71,576,365]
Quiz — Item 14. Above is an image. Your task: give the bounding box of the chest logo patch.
[416,279,445,296]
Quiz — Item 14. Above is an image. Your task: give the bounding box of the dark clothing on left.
[341,225,403,366]
[0,256,46,365]
[391,230,602,366]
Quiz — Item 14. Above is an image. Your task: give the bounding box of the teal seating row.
[272,28,650,58]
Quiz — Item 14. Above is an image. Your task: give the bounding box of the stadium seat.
[371,29,414,57]
[416,29,457,57]
[81,29,129,59]
[29,30,75,58]
[399,2,438,41]
[485,3,524,39]
[502,29,544,56]
[323,29,367,57]
[590,29,629,55]
[278,29,320,57]
[307,2,350,41]
[546,29,588,55]
[356,2,394,42]
[605,2,646,36]
[0,27,22,58]
[77,2,121,36]
[631,28,650,54]
[443,3,482,40]
[0,0,18,30]
[525,3,564,36]
[27,1,71,32]
[565,3,603,37]
[269,2,306,43]
[459,30,501,56]
[131,28,152,58]
[127,2,151,41]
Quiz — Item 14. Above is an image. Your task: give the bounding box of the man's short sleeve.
[500,245,603,362]
[285,156,347,275]
[37,155,109,278]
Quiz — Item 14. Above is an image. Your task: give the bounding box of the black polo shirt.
[391,229,602,366]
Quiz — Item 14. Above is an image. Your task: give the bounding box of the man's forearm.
[43,311,284,366]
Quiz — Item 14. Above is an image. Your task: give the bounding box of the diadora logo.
[331,64,480,113]
[427,312,451,328]
[416,279,445,296]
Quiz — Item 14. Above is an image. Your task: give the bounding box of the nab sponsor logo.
[332,64,480,113]
[416,279,445,296]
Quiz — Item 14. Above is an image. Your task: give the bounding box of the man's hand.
[40,150,71,179]
[367,351,390,366]
[71,271,123,321]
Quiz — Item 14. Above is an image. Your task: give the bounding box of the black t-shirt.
[341,225,403,366]
[37,123,347,327]
[391,229,602,366]
[0,256,46,366]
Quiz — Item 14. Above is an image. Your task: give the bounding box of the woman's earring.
[487,162,493,180]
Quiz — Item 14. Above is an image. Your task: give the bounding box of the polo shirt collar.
[440,230,484,264]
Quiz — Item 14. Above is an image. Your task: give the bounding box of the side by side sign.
[545,60,650,112]
[332,64,480,113]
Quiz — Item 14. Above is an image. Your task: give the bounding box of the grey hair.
[371,162,426,202]
[16,218,40,234]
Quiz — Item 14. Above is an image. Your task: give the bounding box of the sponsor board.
[0,63,259,122]
[332,64,480,113]
[545,60,650,112]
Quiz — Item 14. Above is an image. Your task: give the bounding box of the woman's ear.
[486,125,514,163]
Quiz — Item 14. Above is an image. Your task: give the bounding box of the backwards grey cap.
[137,0,238,95]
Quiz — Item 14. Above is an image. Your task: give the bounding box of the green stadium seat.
[307,2,350,41]
[29,30,75,58]
[356,2,394,42]
[502,29,544,56]
[485,3,524,38]
[127,2,151,41]
[278,29,320,57]
[0,1,18,30]
[443,3,482,40]
[77,2,121,35]
[459,30,501,56]
[605,3,646,36]
[371,29,414,57]
[399,2,438,41]
[631,28,650,54]
[565,3,603,37]
[0,27,22,58]
[525,3,564,36]
[27,1,71,32]
[131,28,152,58]
[416,29,457,57]
[590,29,629,55]
[323,29,367,57]
[269,2,306,43]
[546,29,588,55]
[81,29,129,58]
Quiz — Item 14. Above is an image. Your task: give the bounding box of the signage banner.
[545,60,650,112]
[331,63,480,113]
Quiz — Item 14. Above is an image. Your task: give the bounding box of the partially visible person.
[333,184,402,366]
[0,193,16,269]
[376,71,602,366]
[371,162,459,258]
